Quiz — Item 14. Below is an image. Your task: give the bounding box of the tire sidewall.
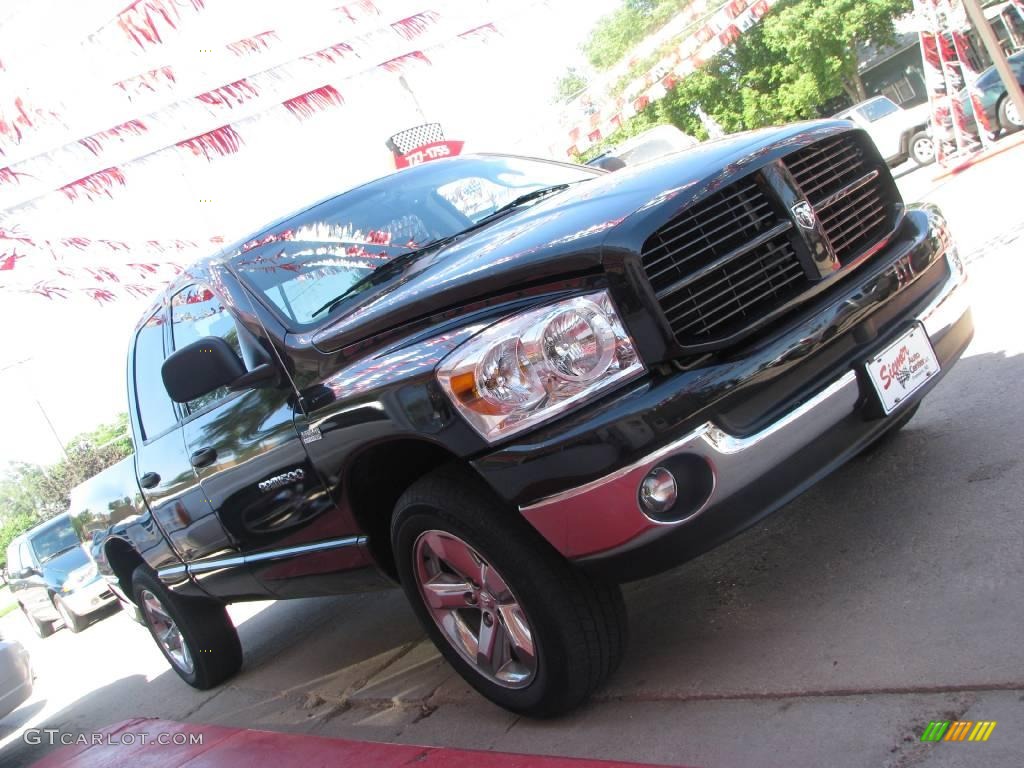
[53,595,82,633]
[393,504,570,714]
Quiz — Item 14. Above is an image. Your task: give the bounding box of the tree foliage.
[554,67,589,104]
[0,413,132,565]
[760,0,912,103]
[583,0,685,70]
[575,0,912,159]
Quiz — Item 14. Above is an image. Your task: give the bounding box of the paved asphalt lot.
[2,144,1023,768]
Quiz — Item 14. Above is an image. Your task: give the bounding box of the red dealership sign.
[394,140,464,168]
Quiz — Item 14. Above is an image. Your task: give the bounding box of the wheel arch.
[104,537,147,604]
[344,438,469,580]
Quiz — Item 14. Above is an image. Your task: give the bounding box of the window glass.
[857,98,900,122]
[30,519,80,563]
[171,285,241,413]
[232,156,597,328]
[18,541,33,570]
[7,544,20,573]
[134,310,177,440]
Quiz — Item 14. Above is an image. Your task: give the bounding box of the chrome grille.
[640,175,806,344]
[785,133,895,264]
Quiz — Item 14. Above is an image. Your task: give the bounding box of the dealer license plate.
[866,324,940,415]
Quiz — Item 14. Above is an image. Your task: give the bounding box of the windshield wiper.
[475,184,570,225]
[40,544,80,563]
[310,237,457,319]
[310,185,573,321]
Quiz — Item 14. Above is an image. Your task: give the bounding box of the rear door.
[130,304,268,599]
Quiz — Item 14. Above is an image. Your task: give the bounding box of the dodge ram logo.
[259,469,305,493]
[791,201,816,229]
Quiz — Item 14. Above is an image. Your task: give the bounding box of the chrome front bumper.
[62,575,117,616]
[521,249,971,562]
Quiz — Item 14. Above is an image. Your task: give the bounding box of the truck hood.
[302,121,849,354]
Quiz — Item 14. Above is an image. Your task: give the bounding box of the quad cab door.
[128,305,262,599]
[171,283,365,598]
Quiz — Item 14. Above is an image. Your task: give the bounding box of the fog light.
[639,467,677,516]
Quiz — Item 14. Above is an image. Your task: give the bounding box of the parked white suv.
[835,96,935,167]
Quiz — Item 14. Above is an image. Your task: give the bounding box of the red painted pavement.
[30,717,693,768]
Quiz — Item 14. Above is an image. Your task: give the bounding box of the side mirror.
[162,337,247,403]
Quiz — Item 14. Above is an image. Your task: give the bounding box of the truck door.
[130,305,268,600]
[171,283,359,598]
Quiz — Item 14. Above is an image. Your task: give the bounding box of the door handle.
[139,472,161,490]
[190,447,218,468]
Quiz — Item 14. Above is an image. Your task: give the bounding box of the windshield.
[31,518,81,563]
[230,156,596,328]
[857,98,900,122]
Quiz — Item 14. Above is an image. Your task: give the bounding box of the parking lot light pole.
[962,0,1024,128]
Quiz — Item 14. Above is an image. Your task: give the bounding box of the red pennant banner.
[283,86,345,121]
[59,168,127,202]
[390,11,441,41]
[196,79,261,109]
[226,31,278,56]
[116,0,207,51]
[176,125,244,160]
[78,120,148,155]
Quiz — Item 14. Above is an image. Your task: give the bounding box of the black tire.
[53,594,88,634]
[19,603,55,638]
[131,566,242,689]
[999,96,1022,133]
[909,132,935,166]
[392,465,627,717]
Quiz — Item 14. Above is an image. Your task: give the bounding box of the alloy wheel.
[1007,100,1022,127]
[913,136,935,164]
[140,588,194,674]
[413,530,537,688]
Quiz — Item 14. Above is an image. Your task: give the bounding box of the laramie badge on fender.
[791,200,816,229]
[258,469,305,493]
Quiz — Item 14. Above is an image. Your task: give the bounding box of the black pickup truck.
[85,122,972,716]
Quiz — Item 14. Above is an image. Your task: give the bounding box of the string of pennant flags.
[0,0,519,302]
[559,0,777,157]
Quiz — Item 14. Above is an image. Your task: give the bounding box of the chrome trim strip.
[157,536,367,582]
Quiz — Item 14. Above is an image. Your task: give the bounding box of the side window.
[171,284,242,414]
[134,310,177,441]
[19,541,33,570]
[6,544,20,574]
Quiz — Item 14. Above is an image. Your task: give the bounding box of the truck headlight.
[437,290,645,441]
[62,562,97,593]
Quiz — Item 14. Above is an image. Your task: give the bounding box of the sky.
[0,0,619,468]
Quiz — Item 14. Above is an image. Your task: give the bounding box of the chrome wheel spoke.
[141,589,194,675]
[476,615,500,672]
[421,531,481,583]
[421,573,474,610]
[497,603,535,665]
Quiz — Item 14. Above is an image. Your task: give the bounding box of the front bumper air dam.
[512,244,972,582]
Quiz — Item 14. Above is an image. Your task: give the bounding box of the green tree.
[554,67,589,104]
[583,0,683,70]
[760,0,913,104]
[0,413,133,565]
